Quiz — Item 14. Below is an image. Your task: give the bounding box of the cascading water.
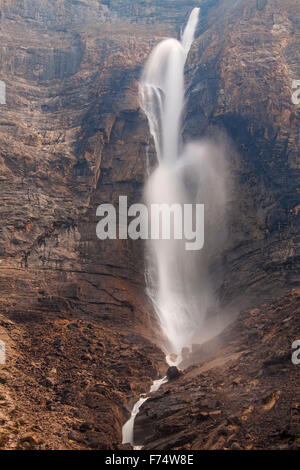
[122,376,167,446]
[141,7,228,355]
[122,7,228,447]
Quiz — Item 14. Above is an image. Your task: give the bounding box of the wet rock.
[120,443,133,450]
[79,422,93,433]
[167,366,181,381]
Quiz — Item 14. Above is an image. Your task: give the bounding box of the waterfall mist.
[140,8,229,355]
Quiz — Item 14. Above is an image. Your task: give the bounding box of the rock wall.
[185,0,300,309]
[0,0,299,450]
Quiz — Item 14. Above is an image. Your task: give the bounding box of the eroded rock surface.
[0,0,299,450]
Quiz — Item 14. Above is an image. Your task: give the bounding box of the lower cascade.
[141,6,228,355]
[122,377,168,446]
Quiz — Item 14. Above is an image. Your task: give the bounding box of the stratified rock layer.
[0,0,299,450]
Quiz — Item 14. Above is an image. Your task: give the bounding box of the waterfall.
[122,7,229,448]
[140,7,228,355]
[181,7,201,55]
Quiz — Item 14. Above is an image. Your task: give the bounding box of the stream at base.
[122,376,168,448]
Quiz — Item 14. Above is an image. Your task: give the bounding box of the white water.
[181,7,201,55]
[122,376,168,446]
[141,7,228,355]
[150,376,168,392]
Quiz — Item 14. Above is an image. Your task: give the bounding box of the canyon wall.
[0,0,299,449]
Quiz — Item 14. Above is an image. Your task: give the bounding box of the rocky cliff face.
[0,0,299,450]
[185,0,300,309]
[0,0,180,450]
